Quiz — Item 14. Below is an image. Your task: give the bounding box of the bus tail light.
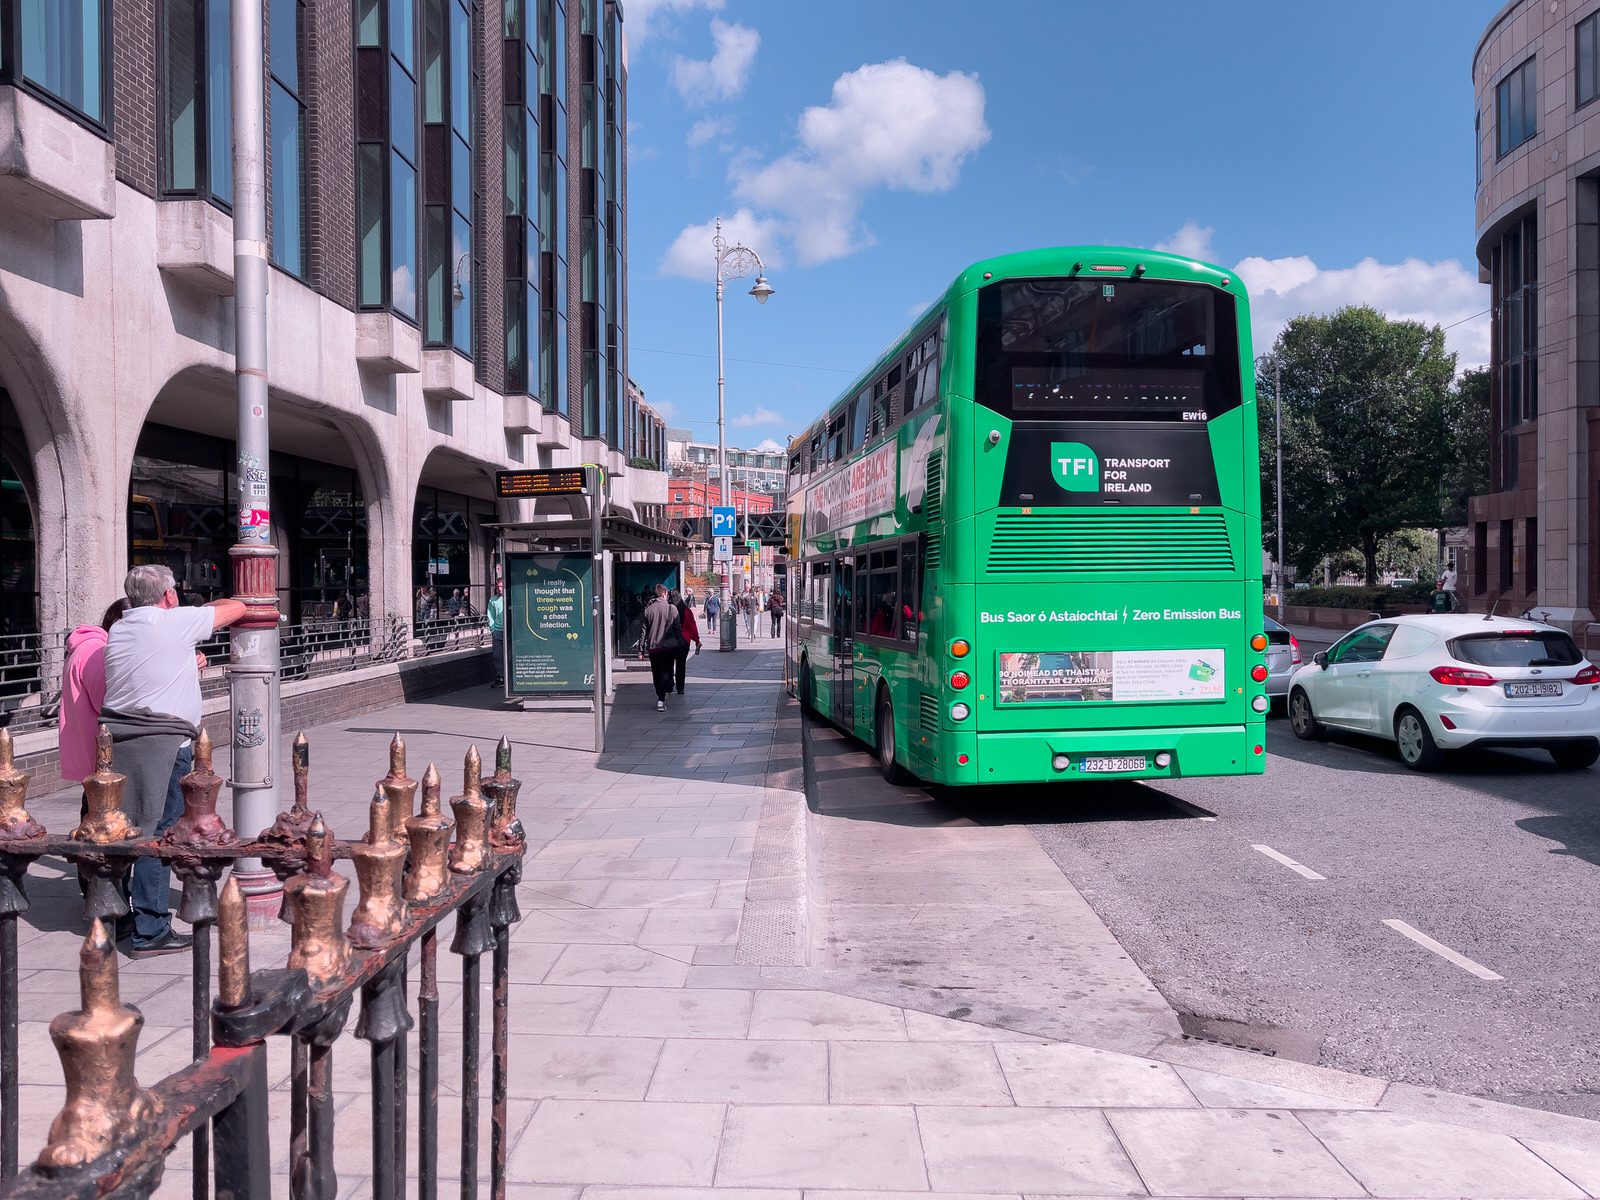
[1429,666,1497,687]
[1250,633,1268,651]
[1154,752,1172,768]
[950,702,970,721]
[949,671,970,690]
[1251,695,1270,713]
[949,639,971,658]
[1250,665,1269,683]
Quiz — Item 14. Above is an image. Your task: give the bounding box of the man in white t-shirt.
[103,564,246,957]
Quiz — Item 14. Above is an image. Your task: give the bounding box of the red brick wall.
[111,0,158,196]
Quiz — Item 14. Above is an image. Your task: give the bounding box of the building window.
[539,0,568,416]
[423,0,475,355]
[1,0,109,127]
[1496,56,1537,158]
[503,0,540,391]
[269,0,306,277]
[356,0,420,319]
[162,0,232,203]
[1491,214,1537,491]
[1580,13,1599,109]
[1525,516,1538,595]
[1499,519,1514,593]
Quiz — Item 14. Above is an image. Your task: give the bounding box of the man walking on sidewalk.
[102,565,246,957]
[641,585,681,712]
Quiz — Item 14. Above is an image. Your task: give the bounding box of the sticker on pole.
[713,535,733,562]
[711,506,737,537]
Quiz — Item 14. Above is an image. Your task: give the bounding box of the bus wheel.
[875,689,911,785]
[799,659,814,713]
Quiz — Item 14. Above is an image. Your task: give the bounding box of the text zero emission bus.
[785,246,1267,785]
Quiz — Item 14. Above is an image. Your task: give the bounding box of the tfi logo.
[1050,442,1098,493]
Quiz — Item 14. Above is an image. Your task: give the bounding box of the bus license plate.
[1505,681,1562,698]
[1082,755,1147,773]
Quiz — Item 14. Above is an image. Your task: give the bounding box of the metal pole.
[1275,360,1286,596]
[590,466,605,753]
[716,220,735,652]
[228,0,282,921]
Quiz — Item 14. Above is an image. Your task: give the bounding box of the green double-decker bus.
[785,246,1268,785]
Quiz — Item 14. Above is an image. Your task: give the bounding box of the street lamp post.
[1274,360,1286,599]
[713,217,774,652]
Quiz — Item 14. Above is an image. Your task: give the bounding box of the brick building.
[1469,0,1600,631]
[665,478,774,526]
[0,0,667,659]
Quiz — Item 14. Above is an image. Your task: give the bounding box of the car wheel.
[875,688,911,785]
[1550,742,1600,769]
[1288,688,1324,740]
[1395,707,1444,772]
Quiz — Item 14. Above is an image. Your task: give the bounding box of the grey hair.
[125,564,176,607]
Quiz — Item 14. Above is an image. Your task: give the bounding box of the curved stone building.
[1472,0,1600,633]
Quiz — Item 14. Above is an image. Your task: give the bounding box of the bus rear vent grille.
[919,693,940,733]
[923,454,943,571]
[988,513,1234,574]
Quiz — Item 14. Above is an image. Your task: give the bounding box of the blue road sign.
[711,506,738,537]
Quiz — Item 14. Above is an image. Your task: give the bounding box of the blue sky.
[623,0,1503,451]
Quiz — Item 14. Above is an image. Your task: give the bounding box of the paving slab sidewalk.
[10,645,1600,1198]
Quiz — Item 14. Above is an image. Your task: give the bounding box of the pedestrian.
[640,585,683,712]
[60,597,129,899]
[102,565,246,957]
[767,588,785,637]
[704,589,720,634]
[447,588,464,619]
[742,590,756,638]
[672,589,703,696]
[486,578,506,687]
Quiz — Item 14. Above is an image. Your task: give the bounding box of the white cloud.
[731,407,782,428]
[687,116,734,147]
[752,437,784,453]
[1236,253,1490,370]
[623,0,723,48]
[671,20,759,103]
[705,59,990,267]
[660,208,786,281]
[1155,220,1216,263]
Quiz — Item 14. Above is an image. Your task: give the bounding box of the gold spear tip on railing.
[218,878,251,1009]
[368,787,391,844]
[292,732,310,811]
[0,728,13,774]
[95,725,114,772]
[306,814,332,876]
[193,727,213,773]
[420,763,441,817]
[495,736,512,777]
[80,919,119,1011]
[389,733,406,778]
[463,745,481,797]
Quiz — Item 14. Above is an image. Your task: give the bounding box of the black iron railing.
[0,723,526,1200]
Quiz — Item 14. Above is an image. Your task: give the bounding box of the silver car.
[1264,614,1301,709]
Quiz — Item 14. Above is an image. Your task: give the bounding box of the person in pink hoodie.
[59,598,130,785]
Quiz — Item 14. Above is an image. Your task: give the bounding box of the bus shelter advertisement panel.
[507,552,593,695]
[997,649,1225,705]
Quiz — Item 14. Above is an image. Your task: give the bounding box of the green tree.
[1440,367,1490,525]
[1257,306,1455,585]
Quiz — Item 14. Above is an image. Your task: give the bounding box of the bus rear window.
[975,278,1242,422]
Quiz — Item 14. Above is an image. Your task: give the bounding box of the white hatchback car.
[1286,614,1600,771]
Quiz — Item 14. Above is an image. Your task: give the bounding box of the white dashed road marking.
[1382,919,1504,981]
[1251,843,1326,881]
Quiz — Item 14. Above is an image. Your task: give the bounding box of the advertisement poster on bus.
[506,552,594,695]
[997,649,1225,704]
[805,441,896,535]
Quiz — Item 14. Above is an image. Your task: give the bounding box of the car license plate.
[1505,681,1562,698]
[1081,755,1148,773]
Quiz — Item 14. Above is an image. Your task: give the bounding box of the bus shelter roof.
[485,513,688,559]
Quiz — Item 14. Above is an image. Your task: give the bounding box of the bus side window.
[868,547,899,639]
[900,538,920,643]
[850,392,869,450]
[853,553,868,637]
[809,432,823,470]
[813,562,832,628]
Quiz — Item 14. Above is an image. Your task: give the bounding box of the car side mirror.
[1313,651,1329,669]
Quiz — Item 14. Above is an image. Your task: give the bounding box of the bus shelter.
[488,505,686,750]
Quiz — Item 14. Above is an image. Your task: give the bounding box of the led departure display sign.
[495,468,589,498]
